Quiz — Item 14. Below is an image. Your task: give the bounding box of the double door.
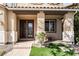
[20,20,34,38]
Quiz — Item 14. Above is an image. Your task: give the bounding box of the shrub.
[47,43,75,56]
[36,32,46,45]
[74,12,79,44]
[0,49,5,56]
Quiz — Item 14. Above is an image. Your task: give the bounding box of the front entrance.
[20,20,34,39]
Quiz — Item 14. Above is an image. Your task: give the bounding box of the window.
[45,20,57,32]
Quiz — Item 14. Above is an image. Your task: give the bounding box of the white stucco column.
[37,11,45,33]
[0,6,7,45]
[8,11,17,43]
[63,12,74,43]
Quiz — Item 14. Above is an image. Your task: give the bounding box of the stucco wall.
[46,15,62,40]
[17,14,62,40]
[0,6,8,44]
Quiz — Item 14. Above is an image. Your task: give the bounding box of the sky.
[0,0,79,3]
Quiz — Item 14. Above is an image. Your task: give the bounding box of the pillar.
[35,11,45,43]
[37,11,45,33]
[63,12,74,43]
[8,11,17,43]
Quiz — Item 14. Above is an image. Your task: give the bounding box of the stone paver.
[4,41,34,56]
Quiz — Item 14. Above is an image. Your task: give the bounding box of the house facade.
[0,3,78,44]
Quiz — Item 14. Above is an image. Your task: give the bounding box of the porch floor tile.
[4,41,34,56]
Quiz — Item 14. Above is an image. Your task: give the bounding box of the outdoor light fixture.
[0,21,3,25]
[0,21,2,25]
[0,11,3,15]
[0,11,3,25]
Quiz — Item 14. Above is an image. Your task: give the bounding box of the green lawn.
[30,47,53,56]
[30,43,75,56]
[0,49,5,56]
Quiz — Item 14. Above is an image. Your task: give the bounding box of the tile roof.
[3,3,79,9]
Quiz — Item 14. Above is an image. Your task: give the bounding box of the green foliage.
[30,46,52,56]
[65,49,75,56]
[36,32,46,44]
[0,49,5,56]
[30,43,75,56]
[74,12,79,44]
[36,32,46,41]
[47,43,75,56]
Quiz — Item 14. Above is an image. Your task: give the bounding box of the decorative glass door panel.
[27,21,34,38]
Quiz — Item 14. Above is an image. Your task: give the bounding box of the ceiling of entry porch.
[13,10,67,15]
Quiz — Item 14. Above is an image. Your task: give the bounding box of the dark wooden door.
[20,20,26,38]
[20,20,34,39]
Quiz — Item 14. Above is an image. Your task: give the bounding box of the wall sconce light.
[0,21,3,25]
[0,21,2,25]
[0,10,3,25]
[0,11,3,15]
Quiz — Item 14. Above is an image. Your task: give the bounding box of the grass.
[30,43,75,56]
[0,49,5,56]
[30,46,52,56]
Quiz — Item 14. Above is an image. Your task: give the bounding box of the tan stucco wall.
[46,15,62,40]
[0,6,8,44]
[17,14,62,40]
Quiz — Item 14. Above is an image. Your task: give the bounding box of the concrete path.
[4,41,34,56]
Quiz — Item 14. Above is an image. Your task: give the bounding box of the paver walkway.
[4,41,34,56]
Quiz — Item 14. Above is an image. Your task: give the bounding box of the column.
[37,11,45,33]
[63,12,74,44]
[35,11,45,43]
[8,11,17,43]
